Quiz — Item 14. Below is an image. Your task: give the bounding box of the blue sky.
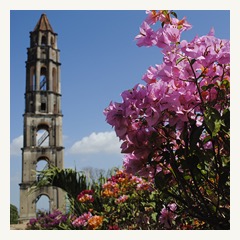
[10,10,230,211]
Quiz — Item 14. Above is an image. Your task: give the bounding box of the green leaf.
[223,108,230,130]
[204,106,221,135]
[151,212,158,222]
[201,84,214,91]
[176,57,186,65]
[222,79,230,88]
[200,169,207,175]
[184,175,191,180]
[170,11,178,18]
[212,119,224,137]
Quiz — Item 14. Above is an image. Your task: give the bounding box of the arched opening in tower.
[51,36,55,48]
[40,67,47,91]
[36,194,51,215]
[52,67,57,92]
[30,66,36,91]
[41,35,47,46]
[36,157,49,181]
[37,127,49,147]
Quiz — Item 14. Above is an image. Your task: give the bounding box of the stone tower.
[19,14,65,221]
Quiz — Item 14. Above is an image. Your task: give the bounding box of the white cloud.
[69,131,122,155]
[10,135,23,156]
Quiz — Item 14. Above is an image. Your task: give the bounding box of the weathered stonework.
[19,14,65,222]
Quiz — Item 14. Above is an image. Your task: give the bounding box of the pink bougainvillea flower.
[154,28,171,48]
[171,16,192,32]
[145,10,161,25]
[159,203,177,229]
[77,190,94,203]
[145,10,170,25]
[115,194,129,204]
[135,21,155,47]
[104,9,230,181]
[123,153,147,175]
[72,212,92,228]
[142,65,158,84]
[164,25,181,43]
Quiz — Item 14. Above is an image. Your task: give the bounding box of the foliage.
[10,204,18,224]
[30,165,89,215]
[104,10,230,229]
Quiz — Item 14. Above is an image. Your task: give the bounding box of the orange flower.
[102,189,118,198]
[87,216,103,230]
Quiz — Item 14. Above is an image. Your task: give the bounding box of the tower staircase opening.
[38,130,49,146]
[40,76,47,90]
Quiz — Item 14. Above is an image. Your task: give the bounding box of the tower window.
[36,125,49,147]
[41,103,46,111]
[41,50,46,59]
[40,75,47,90]
[51,36,55,47]
[30,66,36,91]
[41,36,47,46]
[40,67,47,90]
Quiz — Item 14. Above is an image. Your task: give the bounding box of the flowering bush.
[67,169,163,230]
[69,169,212,230]
[26,209,70,230]
[27,167,223,230]
[104,10,230,229]
[99,170,160,229]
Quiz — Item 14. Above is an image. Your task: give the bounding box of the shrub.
[26,209,70,230]
[10,204,18,224]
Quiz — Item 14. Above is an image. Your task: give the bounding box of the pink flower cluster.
[108,225,120,230]
[159,203,177,229]
[102,170,153,198]
[72,212,103,230]
[77,190,94,203]
[115,195,128,204]
[72,212,92,228]
[135,11,192,48]
[104,10,230,179]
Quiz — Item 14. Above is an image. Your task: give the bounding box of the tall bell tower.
[19,14,65,221]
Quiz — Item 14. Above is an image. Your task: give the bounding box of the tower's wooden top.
[33,13,54,33]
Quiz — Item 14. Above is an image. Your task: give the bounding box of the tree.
[10,204,18,224]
